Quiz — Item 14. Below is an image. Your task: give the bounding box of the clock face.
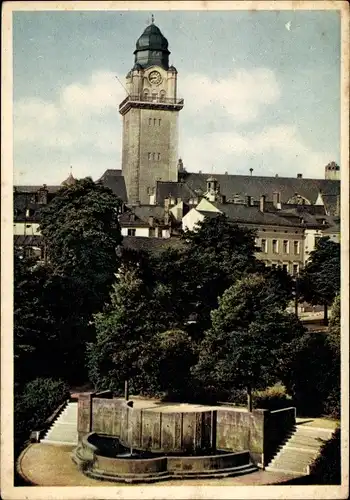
[148,70,162,85]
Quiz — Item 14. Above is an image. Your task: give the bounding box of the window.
[152,92,157,102]
[148,152,152,160]
[260,239,267,253]
[127,229,136,236]
[271,263,277,270]
[158,153,161,161]
[149,118,152,126]
[314,236,321,247]
[294,241,300,255]
[149,228,156,237]
[153,153,156,160]
[160,91,166,102]
[272,239,278,253]
[283,240,289,253]
[154,118,157,126]
[282,264,288,273]
[158,119,161,126]
[292,264,299,276]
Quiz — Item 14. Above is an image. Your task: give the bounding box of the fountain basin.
[72,433,256,483]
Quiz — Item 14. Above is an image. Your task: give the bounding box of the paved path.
[18,443,300,487]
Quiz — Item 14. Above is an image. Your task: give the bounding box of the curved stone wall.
[72,433,254,483]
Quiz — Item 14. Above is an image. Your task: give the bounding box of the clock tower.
[119,21,184,205]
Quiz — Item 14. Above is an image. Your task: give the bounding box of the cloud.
[178,68,281,123]
[180,125,333,178]
[13,67,332,184]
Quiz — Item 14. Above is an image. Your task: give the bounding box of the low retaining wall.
[77,393,296,468]
[264,407,296,465]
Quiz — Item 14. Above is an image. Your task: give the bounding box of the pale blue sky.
[13,9,341,185]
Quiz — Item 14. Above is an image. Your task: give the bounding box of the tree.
[193,274,305,411]
[179,214,261,333]
[299,237,340,325]
[280,332,340,417]
[86,267,168,394]
[143,329,197,400]
[40,177,123,315]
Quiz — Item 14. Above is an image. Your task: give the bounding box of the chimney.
[259,195,266,212]
[297,173,303,179]
[272,191,281,209]
[249,168,254,176]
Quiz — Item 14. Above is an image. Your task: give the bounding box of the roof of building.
[155,180,197,205]
[181,172,340,205]
[121,236,184,254]
[14,185,60,193]
[321,194,339,216]
[135,23,169,52]
[61,172,76,186]
[98,170,128,202]
[14,235,44,247]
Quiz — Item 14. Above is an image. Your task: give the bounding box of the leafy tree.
[86,267,168,394]
[193,274,304,410]
[143,329,197,400]
[299,237,340,325]
[280,332,340,417]
[40,177,123,314]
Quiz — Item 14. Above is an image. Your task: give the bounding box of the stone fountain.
[72,392,296,483]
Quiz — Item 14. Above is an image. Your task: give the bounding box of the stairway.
[266,425,335,475]
[41,401,78,446]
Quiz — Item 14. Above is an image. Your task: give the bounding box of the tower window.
[154,118,156,126]
[159,119,161,126]
[160,91,166,102]
[149,118,152,126]
[153,153,156,160]
[158,153,161,161]
[148,152,151,160]
[152,92,157,102]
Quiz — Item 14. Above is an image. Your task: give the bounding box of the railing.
[119,94,184,110]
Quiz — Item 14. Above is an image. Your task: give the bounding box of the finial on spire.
[151,14,154,24]
[70,165,73,174]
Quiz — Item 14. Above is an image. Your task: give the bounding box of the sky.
[12,8,341,185]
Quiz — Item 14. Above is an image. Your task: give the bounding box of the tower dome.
[133,23,170,70]
[61,171,76,187]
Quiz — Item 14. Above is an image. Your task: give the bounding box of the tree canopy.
[193,273,305,409]
[299,237,340,324]
[40,177,123,313]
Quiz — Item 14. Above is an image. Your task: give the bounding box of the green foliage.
[309,427,340,484]
[193,274,305,404]
[86,267,170,394]
[299,237,340,308]
[144,329,197,400]
[14,378,69,452]
[40,177,123,313]
[253,383,293,411]
[280,332,340,417]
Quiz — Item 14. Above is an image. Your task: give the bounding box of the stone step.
[266,465,306,475]
[41,439,78,446]
[296,426,334,436]
[288,435,327,446]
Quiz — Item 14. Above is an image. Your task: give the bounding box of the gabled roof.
[155,181,197,205]
[98,170,127,201]
[203,202,302,228]
[182,172,340,205]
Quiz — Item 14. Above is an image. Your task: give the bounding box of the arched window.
[160,90,166,102]
[152,92,157,102]
[143,89,149,101]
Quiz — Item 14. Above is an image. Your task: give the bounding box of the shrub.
[14,377,70,453]
[309,427,340,484]
[253,383,293,411]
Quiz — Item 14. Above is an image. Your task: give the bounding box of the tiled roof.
[14,235,44,246]
[14,185,60,193]
[205,203,302,228]
[98,170,127,201]
[321,194,339,216]
[155,181,197,205]
[182,172,340,204]
[121,236,185,254]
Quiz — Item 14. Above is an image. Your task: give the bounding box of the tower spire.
[151,14,154,24]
